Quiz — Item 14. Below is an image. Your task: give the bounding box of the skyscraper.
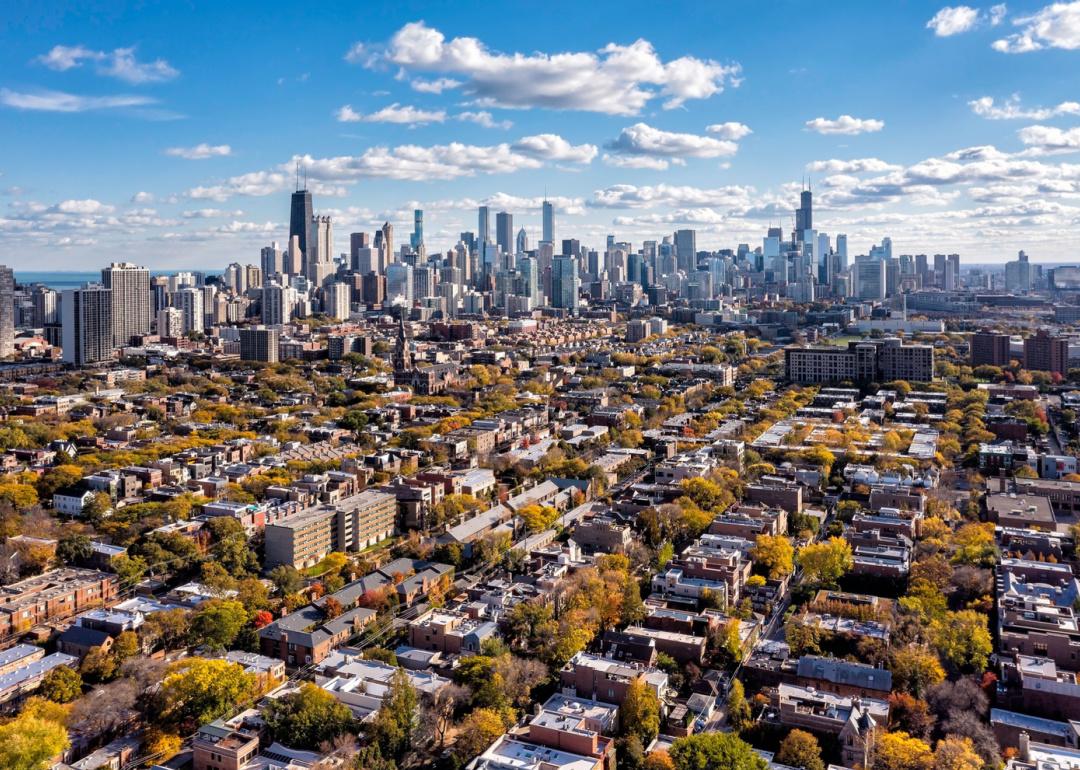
[410,209,424,251]
[325,282,351,321]
[0,266,13,358]
[542,199,554,244]
[239,326,279,363]
[101,262,151,348]
[674,229,697,273]
[62,285,112,366]
[516,227,528,256]
[496,212,513,256]
[552,255,580,313]
[478,206,490,246]
[349,232,369,271]
[173,287,204,335]
[308,215,333,286]
[261,242,283,279]
[289,187,314,263]
[380,222,394,265]
[795,188,813,239]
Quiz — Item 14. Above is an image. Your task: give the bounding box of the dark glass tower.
[289,189,313,260]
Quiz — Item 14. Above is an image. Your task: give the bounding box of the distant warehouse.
[784,338,933,385]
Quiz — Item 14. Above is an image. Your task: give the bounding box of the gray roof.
[796,655,892,692]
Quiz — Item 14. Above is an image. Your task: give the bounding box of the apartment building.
[0,568,119,637]
[785,338,933,384]
[408,608,499,655]
[774,684,888,768]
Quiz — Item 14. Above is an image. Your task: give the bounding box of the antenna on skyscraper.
[295,160,300,192]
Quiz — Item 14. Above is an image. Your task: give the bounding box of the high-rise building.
[0,266,13,358]
[62,285,112,367]
[795,189,813,239]
[542,199,554,244]
[325,282,351,321]
[173,287,204,335]
[289,187,314,263]
[349,233,369,271]
[674,229,697,273]
[945,254,960,291]
[516,227,528,256]
[1024,329,1068,375]
[261,242,282,279]
[157,307,183,338]
[30,285,58,328]
[1005,250,1033,293]
[100,262,150,348]
[854,258,886,301]
[262,283,294,326]
[410,209,424,251]
[478,206,490,246]
[562,239,580,258]
[308,215,333,286]
[380,222,394,265]
[239,326,279,363]
[496,212,513,256]
[286,235,304,276]
[971,331,1011,367]
[552,256,580,313]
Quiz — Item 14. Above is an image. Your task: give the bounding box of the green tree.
[263,682,354,750]
[622,678,661,745]
[669,732,768,770]
[56,533,93,565]
[190,599,248,649]
[929,611,992,671]
[160,659,255,727]
[111,554,148,587]
[776,729,824,770]
[369,667,417,758]
[0,713,70,770]
[268,564,303,596]
[39,665,82,703]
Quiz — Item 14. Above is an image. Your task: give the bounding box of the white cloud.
[182,208,243,218]
[805,115,885,135]
[130,191,154,204]
[52,199,115,214]
[602,154,672,170]
[357,21,740,115]
[1017,124,1080,152]
[606,123,740,159]
[410,77,461,94]
[511,134,598,163]
[335,103,446,125]
[706,122,753,140]
[970,94,1080,119]
[456,110,512,129]
[589,183,759,210]
[806,158,901,173]
[926,6,981,35]
[0,88,156,112]
[35,44,178,83]
[993,1,1080,52]
[164,143,232,160]
[990,3,1009,25]
[186,134,594,200]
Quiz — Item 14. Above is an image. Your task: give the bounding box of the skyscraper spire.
[295,159,300,192]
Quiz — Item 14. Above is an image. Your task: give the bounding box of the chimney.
[1019,731,1030,761]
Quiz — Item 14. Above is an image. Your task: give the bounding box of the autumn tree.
[889,647,945,698]
[159,659,255,728]
[932,737,983,770]
[929,611,992,671]
[751,534,794,579]
[776,729,824,770]
[368,667,417,758]
[40,665,82,703]
[454,707,506,762]
[0,711,70,770]
[873,731,934,770]
[622,678,661,745]
[190,598,248,649]
[727,678,752,732]
[797,537,853,586]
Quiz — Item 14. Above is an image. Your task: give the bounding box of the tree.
[56,533,92,565]
[889,647,945,697]
[369,667,417,758]
[113,630,140,663]
[190,599,248,649]
[669,732,768,770]
[727,678,752,732]
[715,618,745,662]
[139,607,191,651]
[143,729,183,764]
[888,693,934,740]
[873,731,934,770]
[160,659,255,727]
[929,611,992,671]
[622,678,661,744]
[751,534,794,579]
[80,645,117,684]
[454,707,505,761]
[519,504,560,533]
[111,554,147,587]
[268,564,303,596]
[645,751,677,770]
[0,712,70,770]
[427,683,469,749]
[263,682,354,751]
[933,737,983,770]
[776,729,824,770]
[797,537,853,585]
[39,665,82,703]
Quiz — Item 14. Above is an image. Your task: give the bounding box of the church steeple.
[393,308,412,376]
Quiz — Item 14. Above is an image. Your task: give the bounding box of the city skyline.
[5,1,1080,267]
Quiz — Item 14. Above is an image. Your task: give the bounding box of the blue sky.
[3,0,1080,269]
